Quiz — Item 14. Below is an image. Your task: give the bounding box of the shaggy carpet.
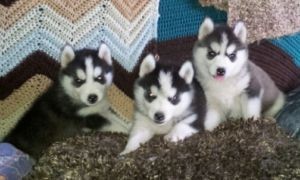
[26,118,300,179]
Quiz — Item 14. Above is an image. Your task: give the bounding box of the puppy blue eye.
[97,76,102,80]
[148,92,156,98]
[168,94,180,105]
[207,50,217,59]
[74,78,84,86]
[228,53,236,60]
[95,75,105,84]
[145,90,157,101]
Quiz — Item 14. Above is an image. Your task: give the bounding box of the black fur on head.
[195,24,247,51]
[60,49,113,84]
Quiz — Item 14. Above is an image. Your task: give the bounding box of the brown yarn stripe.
[0,40,157,100]
[1,0,97,28]
[248,40,300,93]
[0,0,149,29]
[0,51,60,100]
[111,0,149,21]
[0,0,18,6]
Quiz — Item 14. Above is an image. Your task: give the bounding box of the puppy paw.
[119,149,132,156]
[119,141,141,156]
[204,121,218,131]
[164,125,195,143]
[164,133,184,143]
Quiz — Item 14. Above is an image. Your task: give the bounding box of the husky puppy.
[3,43,128,160]
[120,54,206,155]
[193,17,285,131]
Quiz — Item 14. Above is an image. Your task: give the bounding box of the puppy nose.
[154,112,165,123]
[87,94,98,104]
[216,67,226,76]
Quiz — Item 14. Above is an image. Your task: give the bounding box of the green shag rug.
[26,118,300,179]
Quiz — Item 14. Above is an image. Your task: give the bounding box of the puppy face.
[193,18,248,81]
[134,54,194,125]
[59,44,113,106]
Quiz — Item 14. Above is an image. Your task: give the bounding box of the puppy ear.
[233,21,247,43]
[179,61,194,84]
[139,54,156,77]
[198,17,214,40]
[60,45,75,68]
[98,43,112,65]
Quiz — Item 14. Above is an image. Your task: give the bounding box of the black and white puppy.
[3,43,127,160]
[193,17,285,131]
[121,54,206,155]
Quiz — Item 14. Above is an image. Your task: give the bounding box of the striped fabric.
[271,33,300,67]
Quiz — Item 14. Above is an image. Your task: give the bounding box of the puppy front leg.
[242,94,262,120]
[164,114,198,142]
[204,108,221,131]
[120,128,153,155]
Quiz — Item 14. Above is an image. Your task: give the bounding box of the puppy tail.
[264,92,285,117]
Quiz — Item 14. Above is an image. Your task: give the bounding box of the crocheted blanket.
[199,0,300,42]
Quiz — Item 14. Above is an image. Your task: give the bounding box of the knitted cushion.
[158,0,227,41]
[271,33,300,67]
[276,87,300,139]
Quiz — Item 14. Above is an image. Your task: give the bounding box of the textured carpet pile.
[26,118,300,179]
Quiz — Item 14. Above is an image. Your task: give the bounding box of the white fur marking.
[94,67,102,77]
[150,85,158,95]
[76,69,86,80]
[105,72,113,85]
[220,33,229,55]
[210,42,220,53]
[159,71,176,97]
[85,57,94,83]
[226,44,236,55]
